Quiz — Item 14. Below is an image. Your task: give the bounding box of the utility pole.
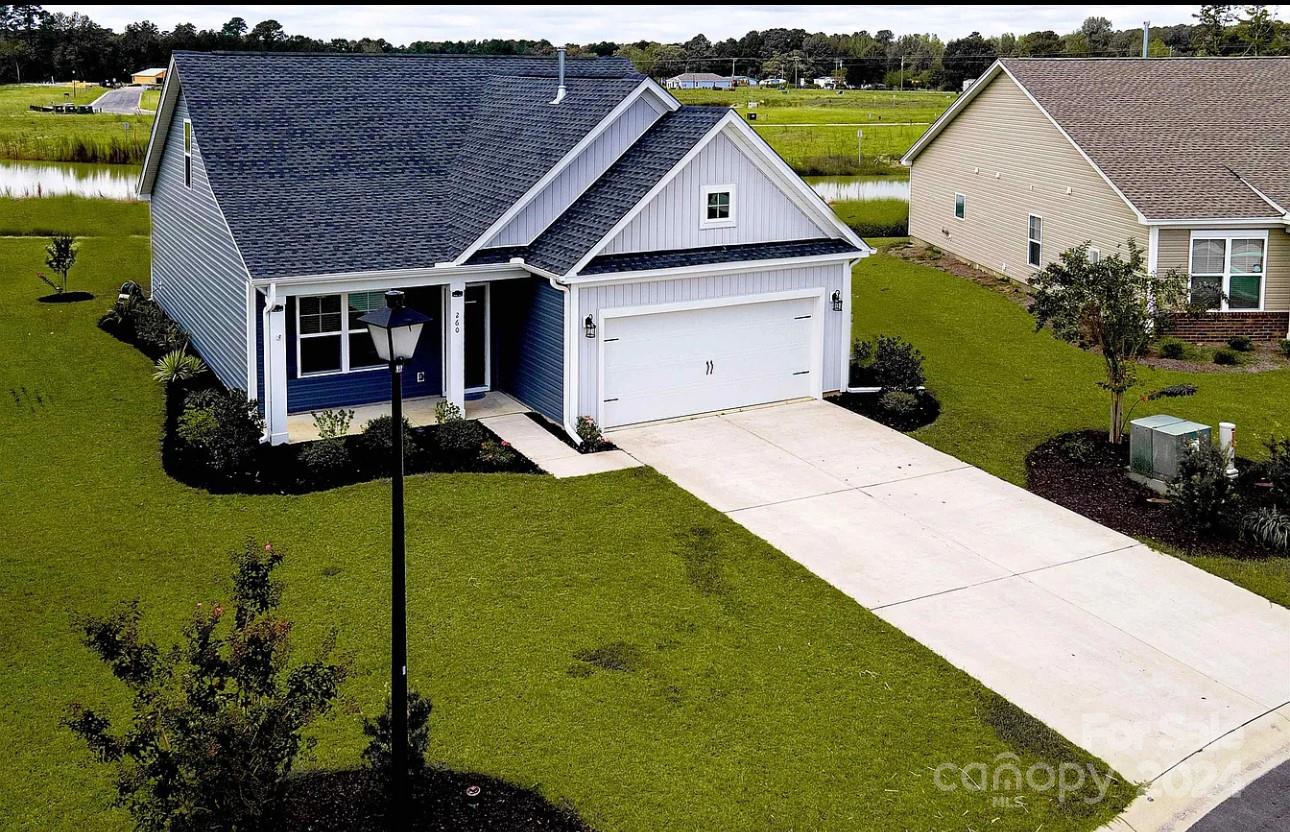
[899,55,905,94]
[1142,21,1150,58]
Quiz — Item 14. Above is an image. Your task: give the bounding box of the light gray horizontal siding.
[602,133,827,254]
[150,93,251,391]
[1158,227,1290,311]
[489,95,665,247]
[908,72,1145,281]
[576,263,846,417]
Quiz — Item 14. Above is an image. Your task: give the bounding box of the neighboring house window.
[297,291,387,376]
[1189,232,1267,311]
[701,184,736,228]
[954,192,965,220]
[1088,247,1101,264]
[183,119,192,188]
[1027,215,1042,267]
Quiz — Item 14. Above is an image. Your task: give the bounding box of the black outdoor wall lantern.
[831,290,843,312]
[584,315,597,338]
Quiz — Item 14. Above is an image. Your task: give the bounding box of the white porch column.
[262,287,289,445]
[446,279,466,412]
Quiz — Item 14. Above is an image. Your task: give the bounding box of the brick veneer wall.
[1168,311,1289,341]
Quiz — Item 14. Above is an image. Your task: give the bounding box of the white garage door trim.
[596,288,826,428]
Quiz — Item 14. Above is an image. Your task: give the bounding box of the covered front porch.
[257,273,566,444]
[285,391,526,442]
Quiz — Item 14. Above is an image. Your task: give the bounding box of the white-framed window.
[296,291,388,377]
[1189,230,1267,311]
[1088,247,1101,264]
[700,184,736,229]
[953,192,965,220]
[1027,214,1043,267]
[182,118,193,188]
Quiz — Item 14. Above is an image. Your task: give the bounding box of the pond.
[806,175,909,202]
[0,160,140,200]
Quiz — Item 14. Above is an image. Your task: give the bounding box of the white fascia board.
[1144,216,1288,228]
[137,55,180,196]
[565,112,739,276]
[721,116,870,252]
[1231,173,1289,219]
[901,61,1005,165]
[452,80,676,265]
[995,63,1148,225]
[248,263,529,295]
[563,251,865,287]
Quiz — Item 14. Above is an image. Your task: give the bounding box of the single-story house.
[904,57,1290,339]
[139,51,870,444]
[131,67,166,86]
[665,72,732,90]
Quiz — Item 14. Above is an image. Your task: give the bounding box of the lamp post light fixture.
[357,289,431,827]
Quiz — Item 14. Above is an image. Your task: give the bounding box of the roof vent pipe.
[549,46,566,105]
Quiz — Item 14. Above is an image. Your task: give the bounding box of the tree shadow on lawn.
[282,766,594,832]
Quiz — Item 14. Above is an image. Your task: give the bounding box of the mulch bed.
[827,390,940,432]
[281,767,593,832]
[1025,429,1277,559]
[524,411,617,453]
[889,241,1033,308]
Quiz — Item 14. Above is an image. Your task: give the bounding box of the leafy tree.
[248,18,285,48]
[942,31,996,89]
[1029,241,1189,443]
[1236,4,1277,54]
[1080,16,1115,53]
[1018,30,1063,56]
[1193,4,1236,54]
[63,542,349,832]
[39,231,76,294]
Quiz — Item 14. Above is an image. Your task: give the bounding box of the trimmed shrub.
[1169,441,1241,533]
[1226,334,1253,352]
[434,400,463,424]
[1212,348,1238,366]
[878,389,919,416]
[1239,507,1290,553]
[575,416,606,452]
[174,388,264,483]
[360,415,416,466]
[871,335,925,390]
[297,437,351,485]
[1279,339,1290,358]
[1261,437,1290,511]
[363,690,433,783]
[131,302,188,358]
[1157,337,1187,359]
[436,418,486,456]
[478,439,519,471]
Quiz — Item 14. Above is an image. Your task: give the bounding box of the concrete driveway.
[611,400,1290,792]
[90,86,144,114]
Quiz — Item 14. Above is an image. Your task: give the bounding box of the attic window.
[701,184,736,229]
[183,119,192,188]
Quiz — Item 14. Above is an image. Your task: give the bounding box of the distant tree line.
[0,4,1285,90]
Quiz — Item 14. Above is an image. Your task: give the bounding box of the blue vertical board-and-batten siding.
[491,278,564,423]
[150,93,251,392]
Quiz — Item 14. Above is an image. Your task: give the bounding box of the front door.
[464,285,488,391]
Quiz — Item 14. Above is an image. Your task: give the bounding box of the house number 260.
[453,311,461,334]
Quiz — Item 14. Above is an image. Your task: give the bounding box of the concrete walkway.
[482,413,640,479]
[611,400,1290,818]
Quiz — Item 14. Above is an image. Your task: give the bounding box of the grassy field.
[0,84,150,163]
[853,246,1290,606]
[830,197,909,236]
[139,88,160,111]
[673,87,951,175]
[0,198,1134,830]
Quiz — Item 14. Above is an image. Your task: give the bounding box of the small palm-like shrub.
[152,349,207,385]
[1239,507,1290,554]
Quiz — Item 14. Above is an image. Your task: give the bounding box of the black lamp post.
[358,290,431,827]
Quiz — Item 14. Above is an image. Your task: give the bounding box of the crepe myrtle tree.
[1029,240,1188,444]
[38,232,77,295]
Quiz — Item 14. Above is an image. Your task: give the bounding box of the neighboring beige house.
[904,58,1290,339]
[131,67,167,87]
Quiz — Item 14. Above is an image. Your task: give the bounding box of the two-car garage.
[593,288,828,429]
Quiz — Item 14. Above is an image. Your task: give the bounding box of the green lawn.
[139,88,160,111]
[0,84,151,163]
[830,198,908,235]
[853,247,1290,606]
[0,200,1135,830]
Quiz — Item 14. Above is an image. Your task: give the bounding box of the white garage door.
[600,292,820,428]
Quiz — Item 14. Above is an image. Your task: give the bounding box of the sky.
[50,5,1202,43]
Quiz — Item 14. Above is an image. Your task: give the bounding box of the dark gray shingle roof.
[523,106,729,274]
[171,51,642,279]
[581,239,863,274]
[1001,58,1290,220]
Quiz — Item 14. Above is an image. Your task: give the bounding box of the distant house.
[904,57,1290,340]
[665,72,732,90]
[131,67,166,87]
[812,76,839,89]
[138,51,870,444]
[762,77,788,87]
